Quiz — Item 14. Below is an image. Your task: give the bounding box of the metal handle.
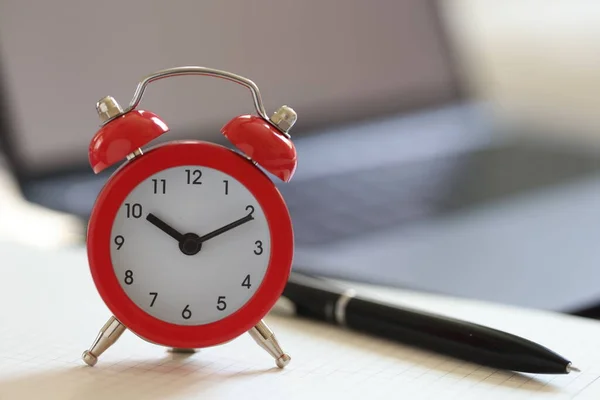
[96,66,296,137]
[124,66,269,120]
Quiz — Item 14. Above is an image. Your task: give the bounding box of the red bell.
[221,106,298,182]
[89,96,169,174]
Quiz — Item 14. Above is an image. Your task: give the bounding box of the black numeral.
[125,203,142,218]
[149,292,158,307]
[254,240,263,255]
[152,179,166,194]
[242,274,251,289]
[217,296,227,311]
[124,270,134,285]
[185,169,202,185]
[223,180,229,195]
[114,235,124,250]
[246,205,255,217]
[182,305,192,319]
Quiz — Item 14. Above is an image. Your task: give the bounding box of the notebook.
[1,240,600,399]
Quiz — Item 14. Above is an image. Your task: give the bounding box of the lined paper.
[1,241,600,399]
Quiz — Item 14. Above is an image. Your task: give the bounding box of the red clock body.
[86,140,294,349]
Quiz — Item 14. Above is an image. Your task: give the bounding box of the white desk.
[1,241,600,399]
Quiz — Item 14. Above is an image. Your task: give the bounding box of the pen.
[281,272,580,374]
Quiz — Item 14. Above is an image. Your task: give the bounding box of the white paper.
[1,241,599,399]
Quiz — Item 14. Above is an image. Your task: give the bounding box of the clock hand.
[197,213,254,244]
[146,213,185,242]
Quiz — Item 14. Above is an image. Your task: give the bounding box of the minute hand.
[197,214,254,243]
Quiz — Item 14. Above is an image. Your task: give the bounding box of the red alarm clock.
[81,67,297,369]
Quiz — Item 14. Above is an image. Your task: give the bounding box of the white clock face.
[110,165,271,326]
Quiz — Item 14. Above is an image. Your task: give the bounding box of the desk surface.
[1,241,600,399]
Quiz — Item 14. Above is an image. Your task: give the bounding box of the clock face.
[109,165,271,326]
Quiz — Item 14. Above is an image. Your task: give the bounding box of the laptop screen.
[0,0,462,179]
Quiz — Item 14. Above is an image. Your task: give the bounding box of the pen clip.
[334,289,356,326]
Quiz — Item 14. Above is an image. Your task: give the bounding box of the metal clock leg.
[82,316,126,366]
[248,319,291,368]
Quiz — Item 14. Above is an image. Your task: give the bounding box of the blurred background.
[2,0,600,317]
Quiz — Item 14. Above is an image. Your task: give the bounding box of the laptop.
[2,0,600,315]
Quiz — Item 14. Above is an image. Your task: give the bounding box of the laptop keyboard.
[277,156,466,247]
[21,136,600,249]
[278,141,600,247]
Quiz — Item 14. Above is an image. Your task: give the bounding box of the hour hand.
[146,213,184,242]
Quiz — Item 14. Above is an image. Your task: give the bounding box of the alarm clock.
[81,66,297,369]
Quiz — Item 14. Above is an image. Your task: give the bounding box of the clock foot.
[168,348,197,354]
[248,319,290,368]
[82,316,126,366]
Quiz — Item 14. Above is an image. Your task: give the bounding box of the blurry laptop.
[2,0,600,315]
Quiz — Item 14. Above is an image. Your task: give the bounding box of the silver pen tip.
[566,363,581,373]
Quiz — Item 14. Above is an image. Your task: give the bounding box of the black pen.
[281,272,580,374]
